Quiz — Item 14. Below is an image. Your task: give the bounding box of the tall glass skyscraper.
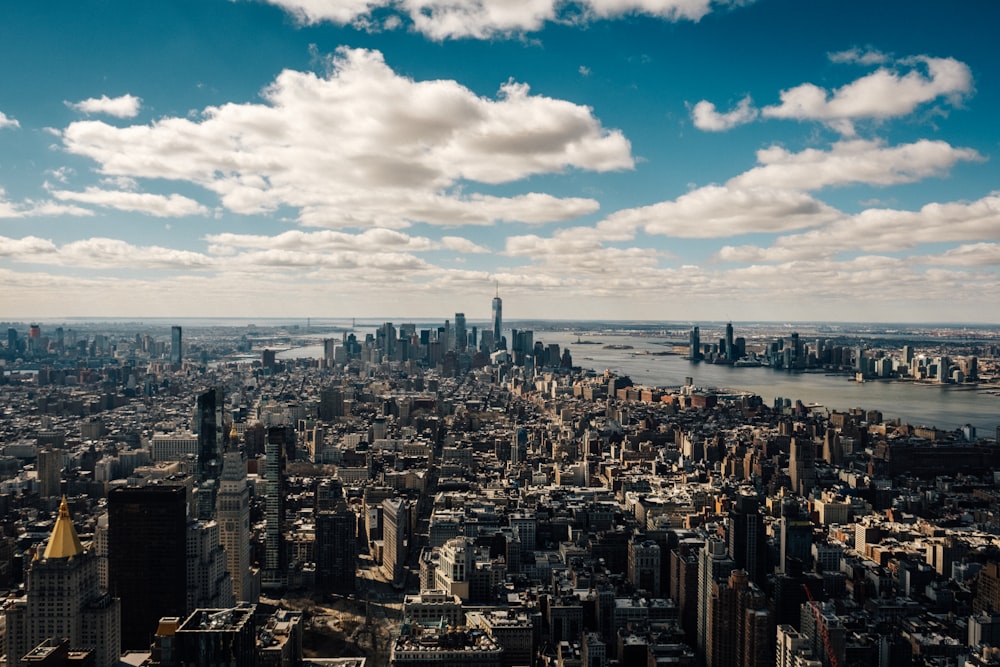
[491,288,502,351]
[171,325,182,365]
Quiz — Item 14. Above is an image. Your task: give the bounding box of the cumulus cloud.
[441,236,490,253]
[0,235,212,269]
[762,55,973,134]
[62,47,629,229]
[690,96,757,131]
[68,94,142,118]
[48,187,210,217]
[913,243,1000,267]
[599,185,842,238]
[0,231,438,273]
[205,228,436,253]
[0,111,19,129]
[0,189,94,219]
[260,0,736,39]
[713,192,1000,261]
[728,139,982,191]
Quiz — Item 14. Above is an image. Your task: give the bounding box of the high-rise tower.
[454,312,467,352]
[262,427,286,590]
[4,498,121,667]
[689,326,701,361]
[170,326,182,366]
[196,388,224,518]
[108,485,188,651]
[491,284,503,351]
[217,451,253,603]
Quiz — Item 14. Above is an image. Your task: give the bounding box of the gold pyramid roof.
[43,496,84,560]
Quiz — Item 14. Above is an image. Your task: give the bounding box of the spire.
[43,496,84,560]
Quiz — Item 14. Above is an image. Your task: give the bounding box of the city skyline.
[1,1,998,323]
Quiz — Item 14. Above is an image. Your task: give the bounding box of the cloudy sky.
[1,0,998,323]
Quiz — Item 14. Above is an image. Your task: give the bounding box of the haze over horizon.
[1,1,998,323]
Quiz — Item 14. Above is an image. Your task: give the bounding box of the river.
[277,329,1000,435]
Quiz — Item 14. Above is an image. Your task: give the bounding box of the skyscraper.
[491,287,503,351]
[725,322,734,361]
[263,427,286,590]
[217,451,253,602]
[454,312,467,352]
[316,508,357,594]
[36,448,62,499]
[196,388,224,518]
[689,326,701,361]
[727,494,767,585]
[382,497,408,586]
[4,498,121,667]
[186,519,235,611]
[170,325,182,366]
[108,485,188,651]
[697,536,735,656]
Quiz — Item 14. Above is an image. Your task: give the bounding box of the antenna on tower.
[496,279,499,298]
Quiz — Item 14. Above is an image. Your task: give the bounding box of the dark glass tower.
[316,508,357,593]
[170,325,182,366]
[108,485,188,651]
[491,289,503,351]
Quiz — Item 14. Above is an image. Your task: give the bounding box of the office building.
[697,536,735,656]
[170,326,182,366]
[186,519,235,612]
[689,326,701,361]
[4,498,121,667]
[36,448,62,499]
[167,605,257,666]
[454,312,466,352]
[789,437,816,497]
[196,388,224,486]
[627,538,661,596]
[217,450,253,603]
[491,289,503,350]
[263,427,286,590]
[728,493,767,585]
[316,508,357,594]
[382,497,408,585]
[108,485,188,651]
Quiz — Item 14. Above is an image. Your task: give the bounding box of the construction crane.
[802,583,839,667]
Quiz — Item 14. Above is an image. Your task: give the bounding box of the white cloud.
[68,94,142,119]
[264,0,386,24]
[49,187,210,217]
[690,96,758,131]
[713,192,1000,261]
[728,139,982,191]
[62,47,629,229]
[0,235,212,269]
[503,232,662,274]
[441,236,490,253]
[205,228,436,253]
[0,189,95,219]
[762,55,973,133]
[0,111,19,129]
[827,47,889,66]
[913,243,1000,267]
[600,185,842,239]
[259,0,736,39]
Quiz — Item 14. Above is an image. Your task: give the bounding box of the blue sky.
[1,0,998,322]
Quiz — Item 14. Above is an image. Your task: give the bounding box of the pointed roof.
[43,496,84,560]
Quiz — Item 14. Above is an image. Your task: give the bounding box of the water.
[278,330,1000,434]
